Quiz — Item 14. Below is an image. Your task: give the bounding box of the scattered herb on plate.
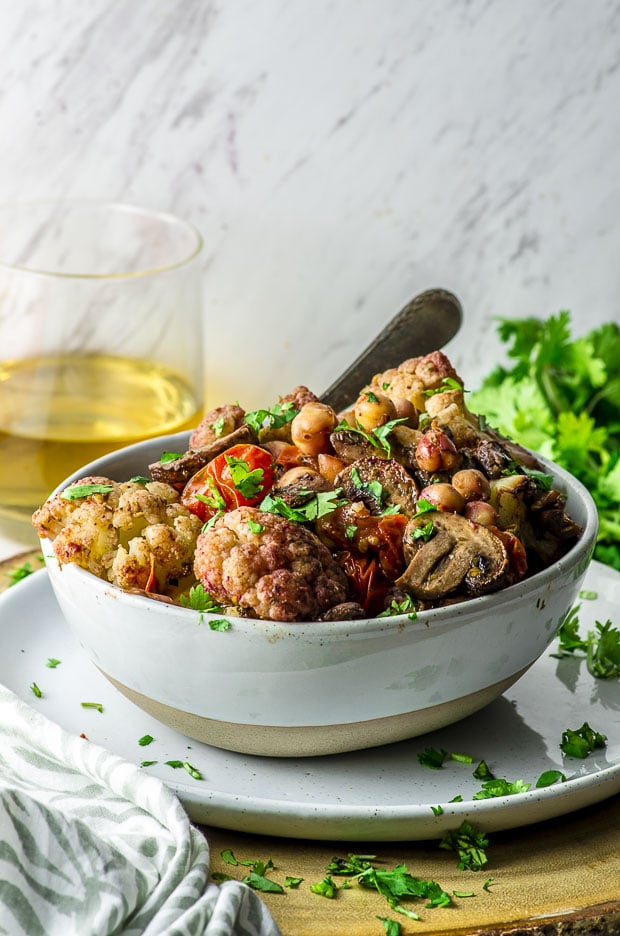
[554,605,620,678]
[560,722,607,758]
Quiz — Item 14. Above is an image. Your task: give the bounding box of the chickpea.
[291,402,337,456]
[354,389,396,432]
[418,483,465,513]
[317,453,348,485]
[451,468,491,503]
[464,500,498,527]
[415,429,460,473]
[392,396,418,429]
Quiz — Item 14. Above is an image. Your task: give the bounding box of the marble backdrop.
[1,0,619,410]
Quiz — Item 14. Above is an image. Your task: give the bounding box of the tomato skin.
[181,444,275,521]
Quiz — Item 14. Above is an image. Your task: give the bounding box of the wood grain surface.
[2,550,619,936]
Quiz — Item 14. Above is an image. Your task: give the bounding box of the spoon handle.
[320,287,463,412]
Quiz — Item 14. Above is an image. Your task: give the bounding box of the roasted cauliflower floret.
[50,499,119,578]
[194,506,348,622]
[33,476,202,596]
[112,480,184,540]
[31,475,116,540]
[369,350,463,413]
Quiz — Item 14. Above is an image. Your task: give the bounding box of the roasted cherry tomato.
[181,443,275,521]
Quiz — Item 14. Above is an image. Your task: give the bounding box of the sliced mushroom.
[273,466,331,507]
[335,456,418,516]
[148,424,257,486]
[330,428,378,463]
[397,512,509,600]
[319,601,366,621]
[473,439,520,479]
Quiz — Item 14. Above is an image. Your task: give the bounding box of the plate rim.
[1,561,618,841]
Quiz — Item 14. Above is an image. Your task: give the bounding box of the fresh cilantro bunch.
[469,311,620,570]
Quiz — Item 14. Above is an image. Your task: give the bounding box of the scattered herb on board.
[439,820,490,871]
[316,853,452,920]
[46,658,61,668]
[81,701,103,713]
[217,850,285,894]
[30,682,42,698]
[469,311,620,571]
[6,559,41,586]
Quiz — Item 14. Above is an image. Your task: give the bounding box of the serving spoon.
[320,287,463,413]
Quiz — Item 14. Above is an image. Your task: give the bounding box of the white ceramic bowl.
[40,431,598,758]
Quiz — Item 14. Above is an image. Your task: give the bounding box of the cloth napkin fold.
[0,685,282,936]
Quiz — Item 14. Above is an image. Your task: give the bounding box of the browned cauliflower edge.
[32,477,202,597]
[193,506,348,622]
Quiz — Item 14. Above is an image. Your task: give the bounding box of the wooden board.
[2,550,620,935]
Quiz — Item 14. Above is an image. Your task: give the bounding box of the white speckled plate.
[1,561,619,841]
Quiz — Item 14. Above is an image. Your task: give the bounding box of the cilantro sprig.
[260,489,346,523]
[244,401,297,435]
[554,604,620,678]
[469,311,620,570]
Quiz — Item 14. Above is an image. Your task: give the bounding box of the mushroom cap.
[397,511,509,600]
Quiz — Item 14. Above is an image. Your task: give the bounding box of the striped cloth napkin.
[0,685,282,936]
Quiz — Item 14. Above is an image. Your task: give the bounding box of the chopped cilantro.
[159,451,183,463]
[377,917,401,936]
[244,401,297,434]
[179,584,223,616]
[165,759,202,779]
[377,596,417,620]
[30,682,42,698]
[350,465,385,504]
[46,658,61,668]
[472,777,530,799]
[140,760,158,767]
[423,377,464,397]
[7,561,36,586]
[418,746,449,770]
[560,721,607,758]
[246,517,264,534]
[284,876,304,888]
[138,734,154,746]
[553,605,620,677]
[472,760,495,781]
[333,417,407,458]
[260,489,346,523]
[535,769,566,788]
[310,875,338,898]
[414,498,437,515]
[208,618,231,632]
[211,416,226,437]
[439,820,489,871]
[411,519,434,541]
[224,454,265,498]
[129,475,150,485]
[61,482,114,500]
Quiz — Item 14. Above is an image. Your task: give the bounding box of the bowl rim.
[42,431,599,639]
